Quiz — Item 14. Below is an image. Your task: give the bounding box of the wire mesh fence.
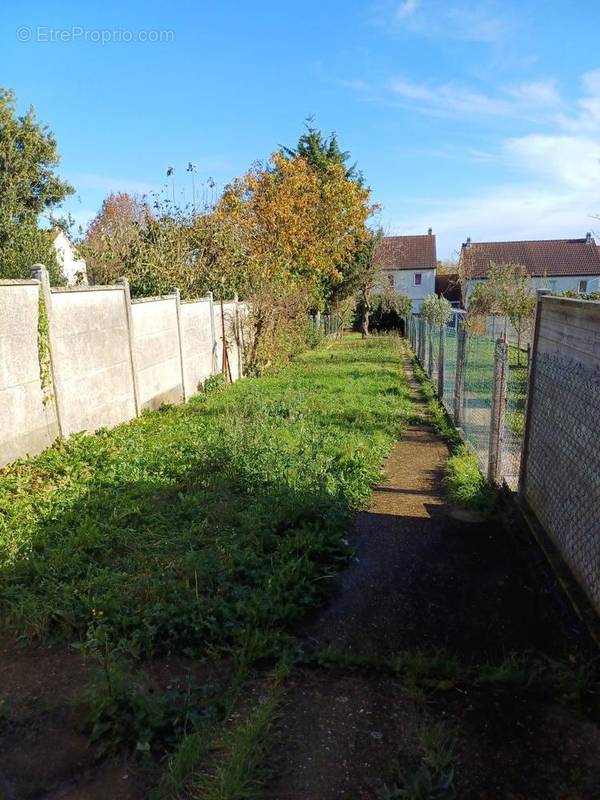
[407,314,527,489]
[309,313,344,337]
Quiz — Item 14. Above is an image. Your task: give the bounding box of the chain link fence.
[407,314,527,489]
[409,297,600,614]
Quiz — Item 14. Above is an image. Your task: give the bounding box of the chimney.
[427,227,432,236]
[585,231,593,244]
[465,237,471,248]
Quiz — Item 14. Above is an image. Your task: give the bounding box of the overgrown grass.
[0,336,410,661]
[444,446,493,512]
[378,720,457,800]
[408,349,494,512]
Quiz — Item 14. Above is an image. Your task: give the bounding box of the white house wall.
[387,268,436,311]
[465,274,600,301]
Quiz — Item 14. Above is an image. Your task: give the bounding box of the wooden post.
[207,291,218,375]
[518,290,548,494]
[116,277,140,416]
[173,288,187,402]
[488,338,508,485]
[453,322,466,428]
[437,323,445,398]
[220,296,232,383]
[234,293,243,379]
[31,264,64,437]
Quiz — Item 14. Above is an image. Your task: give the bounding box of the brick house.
[373,230,437,312]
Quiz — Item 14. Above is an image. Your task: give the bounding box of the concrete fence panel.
[131,296,184,410]
[521,296,600,612]
[180,298,215,396]
[0,281,59,466]
[49,286,137,436]
[1,267,247,469]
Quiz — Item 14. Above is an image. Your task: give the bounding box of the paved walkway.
[265,343,599,800]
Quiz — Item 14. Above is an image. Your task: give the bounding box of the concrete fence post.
[31,264,64,438]
[207,291,218,375]
[437,323,445,399]
[453,323,466,429]
[173,288,187,402]
[488,338,508,485]
[116,277,140,417]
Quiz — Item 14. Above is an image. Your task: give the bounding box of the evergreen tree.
[0,88,74,280]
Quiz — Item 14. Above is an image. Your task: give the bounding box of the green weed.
[379,721,457,800]
[444,446,494,512]
[0,336,410,658]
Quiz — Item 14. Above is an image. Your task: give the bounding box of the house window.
[578,279,588,293]
[388,274,394,288]
[414,273,422,286]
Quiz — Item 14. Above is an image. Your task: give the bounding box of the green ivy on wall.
[37,293,54,406]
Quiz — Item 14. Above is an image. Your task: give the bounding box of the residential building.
[49,229,88,286]
[460,234,600,301]
[373,230,437,312]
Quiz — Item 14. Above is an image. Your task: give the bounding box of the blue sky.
[2,0,600,258]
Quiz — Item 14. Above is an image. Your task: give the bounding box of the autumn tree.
[216,151,373,371]
[0,88,74,280]
[82,193,150,285]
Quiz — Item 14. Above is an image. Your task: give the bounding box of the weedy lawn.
[0,335,410,659]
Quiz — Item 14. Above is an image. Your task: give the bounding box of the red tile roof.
[374,234,437,271]
[461,238,600,279]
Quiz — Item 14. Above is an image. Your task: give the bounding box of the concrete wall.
[131,296,183,410]
[180,298,215,395]
[0,280,59,465]
[522,296,600,612]
[0,270,247,468]
[50,286,137,436]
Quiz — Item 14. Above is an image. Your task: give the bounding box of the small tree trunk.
[361,307,370,338]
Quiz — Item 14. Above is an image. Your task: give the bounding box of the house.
[49,229,88,286]
[373,230,437,312]
[460,234,600,301]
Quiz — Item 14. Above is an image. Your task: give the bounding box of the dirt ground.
[1,348,598,799]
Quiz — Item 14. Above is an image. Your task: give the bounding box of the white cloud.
[383,68,600,257]
[377,1,514,45]
[505,134,600,191]
[444,6,512,44]
[396,0,419,20]
[386,76,561,119]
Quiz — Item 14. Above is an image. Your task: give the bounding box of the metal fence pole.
[453,323,466,429]
[437,323,445,398]
[488,338,508,485]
